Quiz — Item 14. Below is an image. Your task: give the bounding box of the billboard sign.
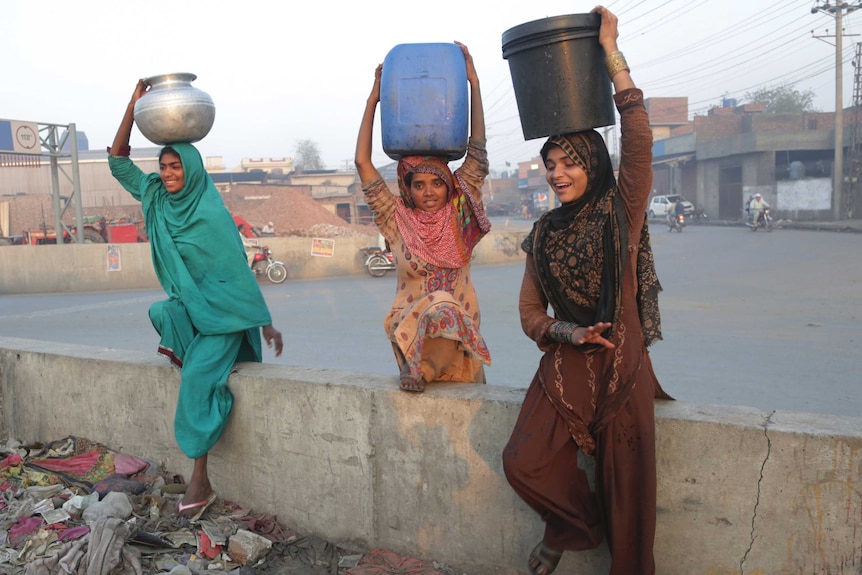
[0,120,40,154]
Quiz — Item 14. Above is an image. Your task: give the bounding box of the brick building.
[652,97,857,221]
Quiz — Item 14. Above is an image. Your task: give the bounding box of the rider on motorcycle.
[749,193,770,226]
[666,197,685,227]
[241,234,260,267]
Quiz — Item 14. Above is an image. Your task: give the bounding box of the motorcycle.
[667,213,685,232]
[251,245,288,283]
[359,246,396,277]
[689,208,709,223]
[747,208,773,232]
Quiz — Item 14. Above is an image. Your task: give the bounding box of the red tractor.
[23,216,145,245]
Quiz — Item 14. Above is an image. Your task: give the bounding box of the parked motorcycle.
[747,208,773,232]
[359,246,396,277]
[667,213,685,232]
[689,208,709,223]
[251,245,288,283]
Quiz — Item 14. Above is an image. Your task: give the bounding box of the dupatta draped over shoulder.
[520,127,664,455]
[394,154,490,268]
[109,144,271,334]
[362,143,492,383]
[503,89,669,570]
[523,131,662,350]
[109,143,270,459]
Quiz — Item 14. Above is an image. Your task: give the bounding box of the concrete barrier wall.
[0,230,528,294]
[1,336,860,575]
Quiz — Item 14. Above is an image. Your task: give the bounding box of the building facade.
[651,97,857,221]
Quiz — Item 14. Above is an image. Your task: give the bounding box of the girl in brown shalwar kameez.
[502,7,671,575]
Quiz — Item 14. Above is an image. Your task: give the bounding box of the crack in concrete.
[740,410,774,573]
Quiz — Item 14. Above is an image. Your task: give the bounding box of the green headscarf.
[137,143,271,334]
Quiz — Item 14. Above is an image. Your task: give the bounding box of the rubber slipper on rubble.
[177,491,218,521]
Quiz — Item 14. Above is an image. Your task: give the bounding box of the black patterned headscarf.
[523,130,662,347]
[540,131,616,226]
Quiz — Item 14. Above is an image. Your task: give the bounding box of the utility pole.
[812,1,862,220]
[849,42,862,218]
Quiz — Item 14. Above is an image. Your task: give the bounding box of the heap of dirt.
[4,188,377,240]
[223,188,376,239]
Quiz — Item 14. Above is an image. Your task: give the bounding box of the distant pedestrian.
[107,79,284,520]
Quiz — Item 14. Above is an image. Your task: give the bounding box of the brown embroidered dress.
[502,89,671,575]
[361,141,492,384]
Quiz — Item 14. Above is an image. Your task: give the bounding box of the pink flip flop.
[177,491,217,521]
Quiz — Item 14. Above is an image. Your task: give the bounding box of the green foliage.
[294,139,324,171]
[744,84,818,114]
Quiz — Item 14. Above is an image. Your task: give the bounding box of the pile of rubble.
[5,189,378,243]
[222,188,376,240]
[285,224,373,238]
[0,437,454,575]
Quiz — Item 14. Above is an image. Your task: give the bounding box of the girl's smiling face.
[409,173,449,212]
[159,151,185,194]
[544,145,588,204]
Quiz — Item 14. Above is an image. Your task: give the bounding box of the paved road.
[1,224,860,418]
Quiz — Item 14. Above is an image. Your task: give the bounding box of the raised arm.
[354,64,383,184]
[593,6,652,224]
[593,6,634,94]
[108,80,149,200]
[452,41,489,208]
[455,41,485,146]
[110,80,148,157]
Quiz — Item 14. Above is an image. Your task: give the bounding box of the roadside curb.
[648,218,862,233]
[779,222,862,233]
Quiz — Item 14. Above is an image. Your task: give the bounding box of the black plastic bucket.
[502,13,615,140]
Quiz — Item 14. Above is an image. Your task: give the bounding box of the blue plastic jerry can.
[380,43,469,161]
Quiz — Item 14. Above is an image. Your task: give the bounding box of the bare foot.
[180,480,213,508]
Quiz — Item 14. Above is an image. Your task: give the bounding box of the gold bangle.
[605,51,630,79]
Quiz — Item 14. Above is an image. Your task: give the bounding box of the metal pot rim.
[142,72,198,87]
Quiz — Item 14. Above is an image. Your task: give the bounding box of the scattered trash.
[0,436,454,574]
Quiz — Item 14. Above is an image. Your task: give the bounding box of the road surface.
[1,224,860,418]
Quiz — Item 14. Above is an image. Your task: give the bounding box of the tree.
[294,139,325,171]
[744,84,818,114]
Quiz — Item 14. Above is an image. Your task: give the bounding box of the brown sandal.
[399,364,426,393]
[528,542,562,575]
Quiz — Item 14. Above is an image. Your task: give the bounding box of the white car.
[648,195,694,218]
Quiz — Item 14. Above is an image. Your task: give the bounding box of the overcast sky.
[1,0,855,174]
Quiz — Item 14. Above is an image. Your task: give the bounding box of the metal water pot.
[133,73,216,145]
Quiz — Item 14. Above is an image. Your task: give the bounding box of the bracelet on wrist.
[549,321,580,345]
[605,50,630,79]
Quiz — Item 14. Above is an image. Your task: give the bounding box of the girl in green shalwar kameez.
[109,80,284,517]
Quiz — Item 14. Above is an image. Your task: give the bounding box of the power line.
[483,2,861,171]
